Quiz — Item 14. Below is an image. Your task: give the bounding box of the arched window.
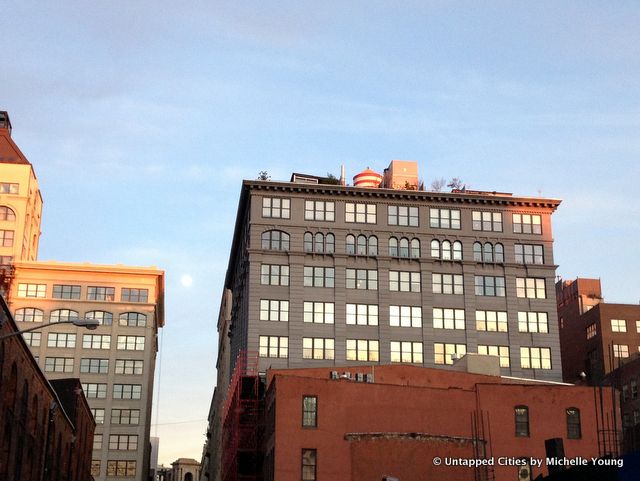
[119,312,147,327]
[14,308,44,323]
[20,382,29,425]
[495,243,504,263]
[399,238,409,257]
[453,241,463,260]
[483,243,493,263]
[346,235,356,255]
[566,407,581,439]
[515,406,529,437]
[431,240,440,258]
[442,241,452,260]
[85,311,113,326]
[325,233,335,254]
[261,230,290,251]
[473,242,482,262]
[357,235,367,255]
[50,309,79,323]
[304,232,313,253]
[314,233,324,253]
[368,236,378,256]
[185,473,194,481]
[0,206,16,221]
[410,238,420,258]
[389,237,399,257]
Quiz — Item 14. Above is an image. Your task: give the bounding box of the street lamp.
[0,318,100,341]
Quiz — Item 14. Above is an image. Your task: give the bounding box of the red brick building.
[0,296,95,481]
[222,359,618,481]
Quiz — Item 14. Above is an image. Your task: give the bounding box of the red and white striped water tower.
[352,167,383,188]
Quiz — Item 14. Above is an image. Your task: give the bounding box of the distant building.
[0,109,166,481]
[206,161,564,480]
[224,360,618,481]
[556,277,640,383]
[0,296,95,481]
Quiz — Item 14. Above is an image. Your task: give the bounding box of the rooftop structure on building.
[204,159,564,481]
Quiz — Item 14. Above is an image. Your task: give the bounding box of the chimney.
[0,111,12,136]
[340,164,346,186]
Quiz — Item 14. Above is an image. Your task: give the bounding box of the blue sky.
[3,1,639,464]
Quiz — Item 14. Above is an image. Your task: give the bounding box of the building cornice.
[243,180,562,211]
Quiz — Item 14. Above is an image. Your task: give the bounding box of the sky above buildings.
[3,0,639,465]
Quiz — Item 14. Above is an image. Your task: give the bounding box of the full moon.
[180,274,193,287]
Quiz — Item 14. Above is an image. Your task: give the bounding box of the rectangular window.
[515,406,530,437]
[304,200,335,221]
[111,409,140,425]
[302,449,317,481]
[302,338,335,360]
[632,380,638,400]
[433,308,465,330]
[116,335,145,351]
[514,244,544,264]
[637,321,640,333]
[613,344,629,358]
[44,357,74,373]
[345,304,378,326]
[87,286,115,301]
[106,460,136,477]
[390,305,422,328]
[388,205,419,226]
[261,264,290,286]
[476,311,508,332]
[611,319,627,332]
[518,312,549,333]
[47,332,77,348]
[390,271,421,292]
[113,384,142,399]
[91,460,101,477]
[390,341,423,363]
[346,339,379,361]
[259,300,289,322]
[516,278,546,299]
[303,302,334,324]
[434,343,466,365]
[94,434,103,451]
[121,288,149,303]
[345,202,376,224]
[83,334,111,349]
[115,359,144,375]
[520,347,552,369]
[586,323,597,339]
[0,229,14,247]
[475,276,506,296]
[302,396,317,427]
[259,336,288,358]
[0,182,19,194]
[429,208,461,229]
[303,266,334,288]
[109,434,138,451]
[91,408,105,424]
[82,383,107,399]
[478,345,510,367]
[52,284,81,299]
[432,273,463,295]
[17,283,46,298]
[80,358,109,374]
[262,197,290,219]
[472,211,502,232]
[513,213,542,234]
[346,269,378,290]
[23,332,41,347]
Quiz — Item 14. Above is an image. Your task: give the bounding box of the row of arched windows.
[262,230,511,265]
[14,308,147,327]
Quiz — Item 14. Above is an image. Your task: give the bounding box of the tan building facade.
[0,111,43,266]
[8,261,164,481]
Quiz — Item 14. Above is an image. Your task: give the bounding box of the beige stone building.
[1,110,165,481]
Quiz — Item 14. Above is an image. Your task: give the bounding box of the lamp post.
[0,318,100,341]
